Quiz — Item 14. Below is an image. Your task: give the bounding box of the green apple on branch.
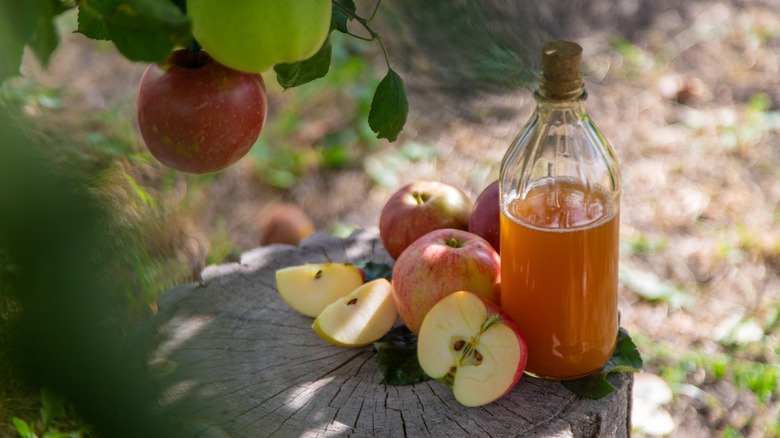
[4,0,410,172]
[187,0,333,74]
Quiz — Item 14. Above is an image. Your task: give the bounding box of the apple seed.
[347,298,358,305]
[315,269,323,279]
[453,340,466,351]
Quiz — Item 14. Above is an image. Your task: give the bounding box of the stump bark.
[133,229,633,437]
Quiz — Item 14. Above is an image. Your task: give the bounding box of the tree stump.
[134,229,633,437]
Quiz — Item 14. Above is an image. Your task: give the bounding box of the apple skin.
[137,49,267,174]
[468,180,500,252]
[391,228,500,334]
[418,291,527,407]
[187,0,332,73]
[379,181,473,259]
[260,204,315,246]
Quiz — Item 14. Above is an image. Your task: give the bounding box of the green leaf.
[104,0,190,62]
[355,261,392,282]
[562,327,644,400]
[274,36,332,89]
[77,0,190,62]
[368,69,408,142]
[374,326,430,385]
[0,0,40,83]
[11,417,35,438]
[76,0,121,40]
[29,0,70,67]
[331,0,356,33]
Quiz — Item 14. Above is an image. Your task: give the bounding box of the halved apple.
[418,291,527,407]
[275,263,364,317]
[312,279,398,347]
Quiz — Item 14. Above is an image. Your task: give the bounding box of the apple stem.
[445,238,461,248]
[188,38,202,55]
[412,191,429,205]
[480,314,500,333]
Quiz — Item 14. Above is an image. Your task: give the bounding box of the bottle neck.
[535,73,587,103]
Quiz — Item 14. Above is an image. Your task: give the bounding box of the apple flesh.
[468,180,500,252]
[137,49,267,174]
[379,181,473,259]
[391,228,500,334]
[312,279,398,347]
[418,291,527,407]
[275,263,364,317]
[188,0,332,73]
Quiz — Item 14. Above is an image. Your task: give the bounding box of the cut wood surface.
[134,229,633,437]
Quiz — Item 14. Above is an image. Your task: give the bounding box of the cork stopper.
[538,40,584,100]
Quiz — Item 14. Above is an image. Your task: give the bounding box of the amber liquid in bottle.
[500,179,618,379]
[500,41,621,380]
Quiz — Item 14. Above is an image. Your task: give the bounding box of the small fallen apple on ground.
[260,203,315,246]
[379,181,472,259]
[312,278,398,347]
[392,228,501,334]
[468,180,500,252]
[417,291,527,407]
[275,263,364,317]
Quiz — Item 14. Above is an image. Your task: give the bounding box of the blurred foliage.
[0,106,175,436]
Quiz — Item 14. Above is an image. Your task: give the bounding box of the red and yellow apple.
[391,228,500,334]
[379,181,472,259]
[136,49,267,174]
[418,291,527,407]
[468,180,500,252]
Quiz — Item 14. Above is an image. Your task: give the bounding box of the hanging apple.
[187,0,332,73]
[136,49,267,174]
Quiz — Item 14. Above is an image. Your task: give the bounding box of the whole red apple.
[391,228,500,334]
[379,181,472,259]
[137,49,267,174]
[468,180,500,252]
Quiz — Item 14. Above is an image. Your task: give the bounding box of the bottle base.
[524,368,604,381]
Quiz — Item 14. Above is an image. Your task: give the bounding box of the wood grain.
[133,229,632,437]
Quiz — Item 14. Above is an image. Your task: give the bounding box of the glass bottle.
[499,41,621,380]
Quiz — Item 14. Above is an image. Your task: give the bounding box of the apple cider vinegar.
[499,41,621,380]
[500,180,618,379]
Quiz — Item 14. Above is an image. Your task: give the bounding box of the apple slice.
[312,279,398,347]
[275,263,364,317]
[418,291,527,407]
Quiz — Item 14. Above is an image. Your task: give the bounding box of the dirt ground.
[7,0,780,436]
